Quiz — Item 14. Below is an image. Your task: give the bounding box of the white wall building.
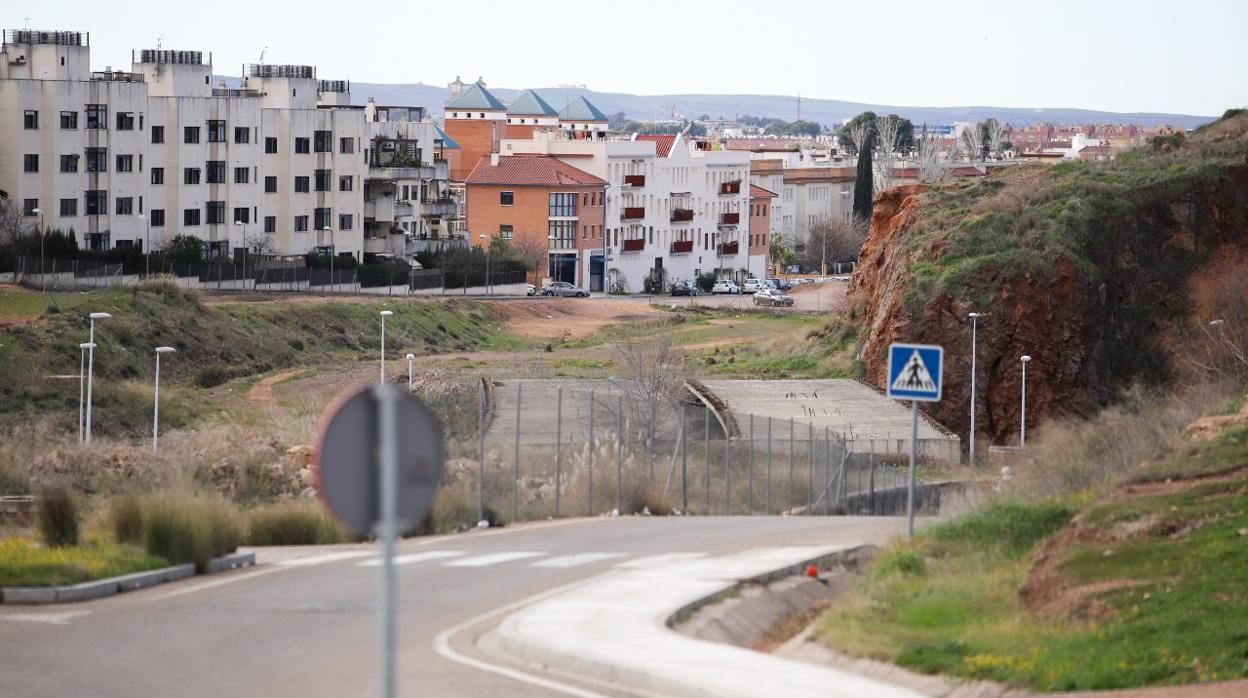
[0,29,366,259]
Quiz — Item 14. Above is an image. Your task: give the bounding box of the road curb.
[0,552,256,605]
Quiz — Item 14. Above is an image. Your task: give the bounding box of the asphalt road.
[0,516,904,698]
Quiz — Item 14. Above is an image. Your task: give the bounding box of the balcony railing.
[623,174,646,187]
[670,239,693,254]
[718,242,740,255]
[720,180,742,195]
[720,212,740,225]
[622,238,646,252]
[419,198,457,218]
[622,206,645,220]
[670,208,693,223]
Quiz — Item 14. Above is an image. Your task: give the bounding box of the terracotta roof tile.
[464,154,607,187]
[750,184,778,198]
[635,134,677,157]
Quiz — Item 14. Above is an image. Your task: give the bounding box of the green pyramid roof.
[507,90,559,117]
[446,82,505,111]
[559,95,608,122]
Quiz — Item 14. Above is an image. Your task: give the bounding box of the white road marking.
[432,576,617,698]
[153,567,284,600]
[445,551,545,567]
[532,553,627,568]
[274,551,373,567]
[358,551,465,567]
[0,610,92,625]
[613,552,706,569]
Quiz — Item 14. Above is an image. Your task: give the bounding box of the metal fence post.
[615,394,623,514]
[513,383,521,523]
[587,389,595,517]
[555,386,562,518]
[703,404,711,515]
[766,416,772,516]
[680,407,688,513]
[807,423,814,515]
[648,400,656,483]
[723,421,730,516]
[788,417,794,514]
[869,441,877,516]
[478,381,486,524]
[824,426,831,516]
[747,414,754,515]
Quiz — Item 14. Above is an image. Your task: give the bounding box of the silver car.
[542,281,590,298]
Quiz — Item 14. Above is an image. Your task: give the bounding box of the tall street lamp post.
[234,220,247,282]
[85,312,112,444]
[320,227,335,293]
[968,312,981,465]
[31,207,45,292]
[479,234,490,295]
[379,310,393,385]
[138,213,151,277]
[548,233,559,287]
[152,346,176,452]
[406,353,415,390]
[1020,355,1032,447]
[78,342,94,443]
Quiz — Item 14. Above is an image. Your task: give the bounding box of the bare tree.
[244,228,275,256]
[805,215,869,268]
[509,234,548,282]
[915,130,956,183]
[873,115,904,191]
[961,124,985,162]
[842,122,872,156]
[609,332,688,444]
[0,194,36,247]
[983,118,1006,158]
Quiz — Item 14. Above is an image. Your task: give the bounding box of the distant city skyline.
[10,0,1245,117]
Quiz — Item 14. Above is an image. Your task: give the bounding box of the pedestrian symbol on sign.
[892,350,936,393]
[886,343,943,402]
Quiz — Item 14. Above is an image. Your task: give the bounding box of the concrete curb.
[490,545,927,698]
[1,551,255,605]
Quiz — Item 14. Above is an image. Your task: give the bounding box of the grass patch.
[0,533,168,587]
[141,495,242,573]
[245,500,346,546]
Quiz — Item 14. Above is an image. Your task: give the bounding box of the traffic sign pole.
[377,384,399,698]
[886,342,945,542]
[908,400,918,541]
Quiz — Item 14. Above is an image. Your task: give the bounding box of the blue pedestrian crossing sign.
[887,343,944,402]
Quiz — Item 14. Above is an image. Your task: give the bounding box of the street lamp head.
[379,310,393,317]
[89,312,112,320]
[234,220,245,226]
[968,312,981,318]
[320,226,333,232]
[137,213,146,220]
[155,346,176,354]
[1209,319,1226,326]
[31,208,42,214]
[1021,355,1031,363]
[79,342,96,349]
[405,353,415,360]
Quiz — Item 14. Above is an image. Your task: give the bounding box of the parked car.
[711,279,741,295]
[670,280,699,296]
[525,283,536,296]
[753,288,794,307]
[767,278,792,291]
[742,278,768,293]
[541,281,590,297]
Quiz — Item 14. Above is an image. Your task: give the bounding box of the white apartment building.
[501,131,760,291]
[0,29,366,259]
[747,159,854,246]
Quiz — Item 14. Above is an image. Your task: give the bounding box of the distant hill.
[216,77,1215,129]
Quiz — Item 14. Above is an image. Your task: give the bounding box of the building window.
[116,197,134,215]
[86,148,107,172]
[233,207,250,225]
[115,154,133,173]
[206,201,226,225]
[151,167,164,185]
[549,192,577,217]
[234,167,250,184]
[85,191,107,216]
[60,154,79,173]
[85,104,107,130]
[184,126,201,143]
[339,175,353,192]
[264,216,276,233]
[116,112,135,130]
[151,125,164,144]
[499,225,514,240]
[206,120,226,143]
[295,137,310,154]
[548,220,576,248]
[150,209,165,227]
[20,199,37,216]
[234,126,250,144]
[314,208,332,230]
[23,154,38,173]
[265,137,277,154]
[60,111,78,129]
[500,191,514,206]
[294,215,309,232]
[60,198,77,216]
[313,130,332,153]
[183,208,201,226]
[23,110,38,129]
[314,169,331,192]
[206,161,225,184]
[184,167,201,185]
[338,213,353,230]
[294,176,310,193]
[339,137,354,154]
[265,176,278,193]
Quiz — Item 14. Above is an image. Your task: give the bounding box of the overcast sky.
[12,0,1245,116]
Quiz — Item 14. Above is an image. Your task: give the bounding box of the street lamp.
[479,234,490,295]
[405,353,415,390]
[968,312,982,465]
[138,213,151,277]
[234,220,247,281]
[85,312,112,444]
[548,233,559,286]
[78,342,95,443]
[379,310,393,385]
[31,207,45,293]
[1020,355,1032,447]
[152,347,176,453]
[320,227,335,294]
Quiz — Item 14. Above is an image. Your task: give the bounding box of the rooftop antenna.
[259,46,268,64]
[23,15,31,29]
[155,35,163,50]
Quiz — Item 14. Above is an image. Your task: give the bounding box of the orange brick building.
[465,154,607,286]
[504,89,560,140]
[443,82,507,181]
[749,184,776,271]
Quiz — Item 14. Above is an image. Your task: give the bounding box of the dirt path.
[493,298,667,340]
[247,369,302,405]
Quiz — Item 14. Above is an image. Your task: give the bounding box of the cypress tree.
[853,131,874,221]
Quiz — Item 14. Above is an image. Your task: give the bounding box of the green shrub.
[929,501,1074,558]
[195,365,230,389]
[246,501,345,546]
[143,496,242,572]
[37,486,79,547]
[872,545,926,578]
[109,494,144,544]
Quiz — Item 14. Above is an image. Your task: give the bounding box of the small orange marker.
[805,565,819,578]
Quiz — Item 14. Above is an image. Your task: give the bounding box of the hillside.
[213,76,1213,129]
[847,111,1248,443]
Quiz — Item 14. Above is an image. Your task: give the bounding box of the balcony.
[720,212,740,225]
[622,238,646,252]
[419,198,457,218]
[670,208,693,223]
[718,242,740,256]
[364,198,412,222]
[670,239,693,254]
[719,180,742,195]
[622,206,645,220]
[623,174,646,187]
